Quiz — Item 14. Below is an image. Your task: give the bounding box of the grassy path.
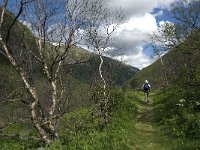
[131,96,174,150]
[128,92,200,150]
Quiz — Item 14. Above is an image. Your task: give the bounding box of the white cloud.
[114,47,158,69]
[106,13,157,61]
[103,0,176,69]
[116,13,157,34]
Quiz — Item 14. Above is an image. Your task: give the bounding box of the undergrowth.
[0,89,139,150]
[153,86,200,139]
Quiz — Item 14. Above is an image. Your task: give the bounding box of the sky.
[104,0,177,69]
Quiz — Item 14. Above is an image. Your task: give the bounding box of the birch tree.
[150,22,179,86]
[0,0,91,144]
[0,0,125,143]
[84,0,126,124]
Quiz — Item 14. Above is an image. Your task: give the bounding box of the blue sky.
[141,8,173,56]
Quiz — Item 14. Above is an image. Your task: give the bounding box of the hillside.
[127,36,200,90]
[0,8,139,85]
[0,8,139,128]
[66,52,139,86]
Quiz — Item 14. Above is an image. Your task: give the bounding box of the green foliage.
[0,9,139,141]
[0,88,137,149]
[46,89,137,150]
[0,138,43,150]
[154,87,200,139]
[129,18,200,144]
[126,57,165,90]
[128,31,200,91]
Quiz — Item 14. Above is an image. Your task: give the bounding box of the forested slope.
[0,7,139,134]
[0,9,140,147]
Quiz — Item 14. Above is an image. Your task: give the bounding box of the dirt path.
[131,98,172,150]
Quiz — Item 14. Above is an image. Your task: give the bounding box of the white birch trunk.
[0,8,51,144]
[159,53,169,86]
[98,51,106,97]
[98,49,108,122]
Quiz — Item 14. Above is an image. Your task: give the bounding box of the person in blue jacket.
[142,80,151,102]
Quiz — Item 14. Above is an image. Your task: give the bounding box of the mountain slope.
[66,53,139,86]
[127,33,200,90]
[0,8,139,126]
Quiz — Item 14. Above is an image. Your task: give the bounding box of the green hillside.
[127,36,200,90]
[127,50,177,90]
[0,8,139,130]
[66,54,139,86]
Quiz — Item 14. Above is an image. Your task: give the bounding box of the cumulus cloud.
[114,48,158,69]
[105,13,157,67]
[103,0,176,68]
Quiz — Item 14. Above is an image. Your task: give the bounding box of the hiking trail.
[131,96,172,150]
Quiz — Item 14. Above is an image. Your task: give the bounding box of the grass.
[1,90,200,149]
[0,89,136,149]
[52,89,138,150]
[131,91,200,150]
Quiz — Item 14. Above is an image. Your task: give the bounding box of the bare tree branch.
[5,0,34,42]
[0,118,29,131]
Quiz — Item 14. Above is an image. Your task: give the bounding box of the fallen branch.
[0,118,29,131]
[0,98,20,104]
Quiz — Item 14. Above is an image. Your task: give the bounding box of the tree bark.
[0,7,51,144]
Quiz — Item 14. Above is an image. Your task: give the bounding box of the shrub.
[154,86,200,139]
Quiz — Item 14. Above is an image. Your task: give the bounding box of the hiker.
[142,80,151,102]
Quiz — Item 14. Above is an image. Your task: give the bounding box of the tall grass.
[0,89,138,149]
